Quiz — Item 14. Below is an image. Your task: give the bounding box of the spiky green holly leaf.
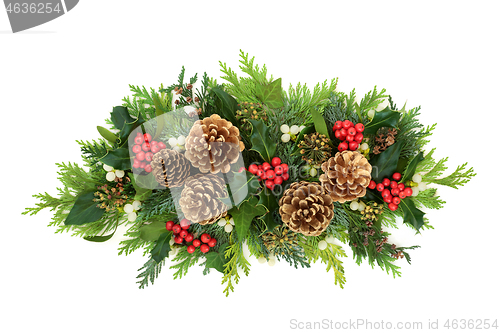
[220,170,260,209]
[258,187,280,233]
[400,198,425,231]
[402,152,425,183]
[248,119,277,163]
[363,106,400,135]
[229,196,267,239]
[151,232,173,263]
[370,141,403,182]
[100,148,131,170]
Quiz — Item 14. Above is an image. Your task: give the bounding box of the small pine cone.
[319,151,372,203]
[278,181,334,236]
[184,114,245,174]
[150,149,191,188]
[179,174,228,225]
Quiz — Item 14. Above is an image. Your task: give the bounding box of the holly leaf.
[97,126,117,144]
[363,106,400,135]
[258,187,280,233]
[211,87,239,126]
[220,170,260,209]
[139,221,167,242]
[110,106,134,130]
[370,141,403,182]
[255,78,284,109]
[204,242,229,273]
[248,119,277,163]
[151,232,172,263]
[402,152,425,183]
[65,191,105,225]
[400,198,425,231]
[311,108,330,139]
[100,148,131,170]
[118,112,145,147]
[229,196,267,239]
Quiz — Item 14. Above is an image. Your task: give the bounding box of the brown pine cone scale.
[150,149,191,188]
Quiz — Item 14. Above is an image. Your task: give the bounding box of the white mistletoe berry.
[318,240,328,251]
[218,217,235,233]
[258,256,267,264]
[124,200,141,222]
[281,133,291,143]
[103,164,124,182]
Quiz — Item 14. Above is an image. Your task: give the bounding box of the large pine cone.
[179,174,228,225]
[278,181,334,236]
[319,151,372,203]
[150,149,191,188]
[184,114,245,174]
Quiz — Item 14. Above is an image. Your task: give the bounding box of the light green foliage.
[222,239,251,297]
[413,188,446,209]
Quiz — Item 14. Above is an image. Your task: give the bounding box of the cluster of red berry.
[333,120,365,152]
[368,172,413,211]
[247,157,289,190]
[166,218,217,254]
[132,132,167,172]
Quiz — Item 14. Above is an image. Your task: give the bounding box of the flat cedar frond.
[319,243,347,288]
[413,188,446,209]
[429,163,476,189]
[137,256,166,289]
[359,86,388,113]
[222,240,250,297]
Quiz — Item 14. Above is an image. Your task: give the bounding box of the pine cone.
[278,181,334,236]
[184,114,245,174]
[319,151,372,203]
[150,149,191,188]
[179,174,228,225]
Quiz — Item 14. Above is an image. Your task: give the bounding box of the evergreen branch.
[318,243,347,288]
[359,86,388,113]
[429,163,476,189]
[77,139,110,165]
[413,188,446,209]
[136,256,166,289]
[222,240,250,297]
[170,246,203,280]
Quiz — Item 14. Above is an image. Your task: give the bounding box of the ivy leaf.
[310,108,330,139]
[96,126,117,144]
[65,191,105,225]
[139,221,167,242]
[229,196,267,239]
[204,242,229,273]
[400,198,425,231]
[370,141,403,182]
[402,152,425,183]
[151,232,173,263]
[100,148,131,170]
[255,78,284,109]
[220,170,260,209]
[363,106,400,135]
[258,187,280,233]
[211,87,239,126]
[248,119,277,163]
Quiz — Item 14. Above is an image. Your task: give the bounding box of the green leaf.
[211,87,239,126]
[84,233,115,242]
[364,106,400,135]
[258,187,280,233]
[65,191,105,225]
[100,148,131,170]
[255,78,284,109]
[220,170,260,208]
[110,106,134,130]
[118,112,145,147]
[129,172,157,200]
[204,242,229,273]
[151,232,172,263]
[402,152,425,183]
[229,196,267,239]
[139,221,167,241]
[96,126,117,144]
[400,198,425,231]
[152,94,166,141]
[362,189,384,204]
[370,141,403,182]
[248,119,277,163]
[310,107,330,139]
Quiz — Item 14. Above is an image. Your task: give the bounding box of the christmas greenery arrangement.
[23,51,475,295]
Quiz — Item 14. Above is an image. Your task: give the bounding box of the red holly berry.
[192,239,201,247]
[381,189,391,198]
[392,172,402,181]
[281,164,289,174]
[274,176,283,185]
[338,142,348,152]
[349,142,358,151]
[391,188,400,196]
[333,120,343,130]
[185,233,194,243]
[139,162,146,169]
[143,133,152,143]
[134,136,144,145]
[238,166,246,173]
[274,165,284,175]
[265,179,275,190]
[132,145,142,154]
[404,187,413,197]
[200,244,210,253]
[355,123,364,133]
[248,164,259,174]
[354,133,364,143]
[392,196,401,205]
[339,128,347,137]
[342,120,352,129]
[145,152,154,162]
[376,183,385,192]
[335,130,342,139]
[262,162,272,171]
[180,218,190,229]
[388,203,398,211]
[271,157,281,167]
[179,230,188,238]
[165,221,174,231]
[142,142,151,152]
[399,191,407,199]
[172,224,181,234]
[382,178,391,187]
[144,164,152,173]
[201,233,211,243]
[390,181,398,189]
[208,238,217,247]
[282,173,289,181]
[347,127,357,136]
[174,236,183,244]
[384,194,393,203]
[266,170,275,180]
[151,144,161,154]
[368,180,376,189]
[158,141,167,149]
[346,134,354,142]
[132,160,141,169]
[187,245,196,254]
[398,183,405,191]
[256,169,264,179]
[136,151,145,161]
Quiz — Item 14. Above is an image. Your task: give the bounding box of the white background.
[1,1,499,332]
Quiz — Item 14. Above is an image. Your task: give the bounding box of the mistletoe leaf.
[311,108,330,139]
[248,119,277,163]
[84,233,115,242]
[65,191,105,226]
[402,152,425,183]
[151,232,173,263]
[96,126,117,144]
[139,221,167,242]
[364,106,400,135]
[229,196,267,239]
[205,242,229,273]
[255,78,284,109]
[370,141,403,182]
[400,198,425,231]
[211,87,239,126]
